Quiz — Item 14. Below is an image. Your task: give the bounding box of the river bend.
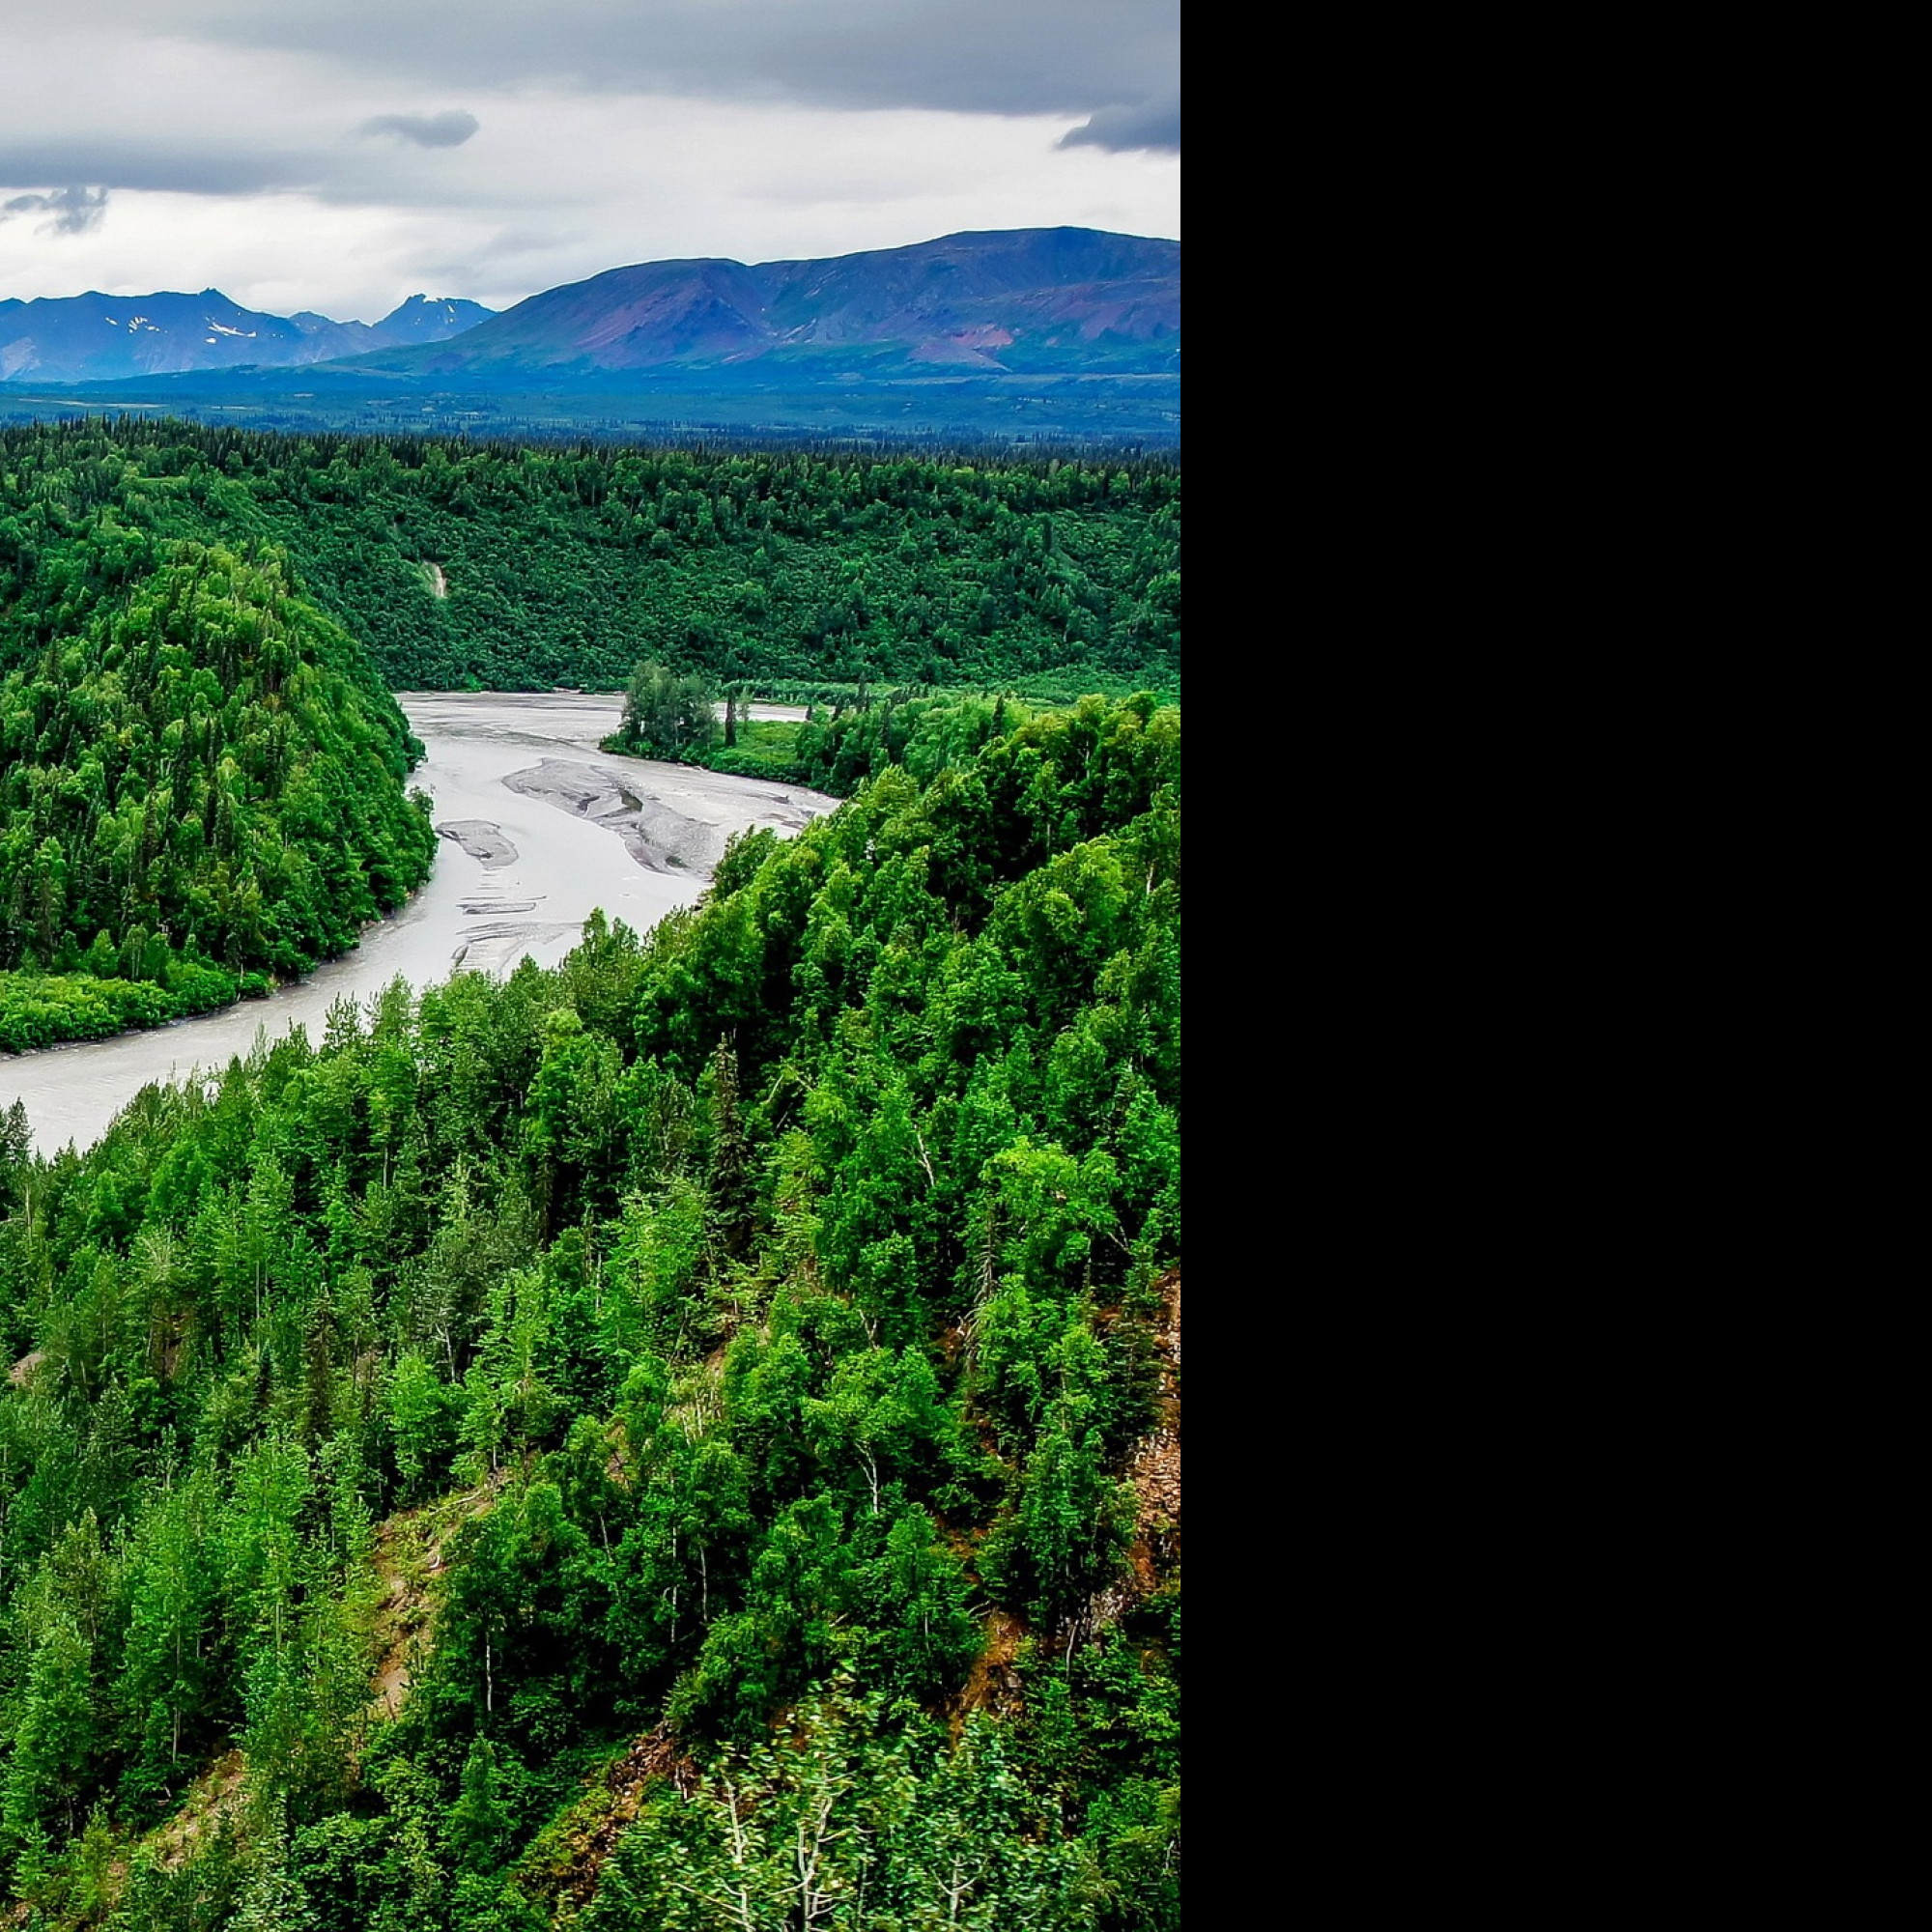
[3,693,835,1154]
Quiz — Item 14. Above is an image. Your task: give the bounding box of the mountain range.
[3,230,1174,388]
[0,292,495,384]
[341,227,1179,384]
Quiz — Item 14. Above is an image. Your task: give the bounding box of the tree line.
[1,420,1179,696]
[606,664,1056,807]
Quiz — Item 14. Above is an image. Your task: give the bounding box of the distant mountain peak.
[0,286,496,384]
[369,294,499,345]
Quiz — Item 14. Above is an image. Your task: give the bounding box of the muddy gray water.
[3,693,838,1155]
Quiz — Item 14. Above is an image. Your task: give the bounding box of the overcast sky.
[0,1,1179,324]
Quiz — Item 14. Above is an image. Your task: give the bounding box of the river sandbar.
[436,820,519,867]
[4,692,839,1153]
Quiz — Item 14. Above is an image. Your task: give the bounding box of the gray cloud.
[0,141,309,197]
[128,1,1179,132]
[0,4,1177,321]
[0,185,110,235]
[0,6,1175,243]
[1059,95,1179,154]
[359,110,480,149]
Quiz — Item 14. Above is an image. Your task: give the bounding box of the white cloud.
[0,25,1178,322]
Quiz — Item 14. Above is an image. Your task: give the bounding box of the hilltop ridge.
[337,226,1179,383]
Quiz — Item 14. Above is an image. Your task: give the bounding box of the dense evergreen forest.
[616,678,1056,800]
[0,536,435,1053]
[0,421,1179,696]
[0,696,1180,1929]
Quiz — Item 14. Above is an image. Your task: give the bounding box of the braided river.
[3,692,836,1153]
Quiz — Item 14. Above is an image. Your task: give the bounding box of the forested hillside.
[655,685,1054,794]
[0,420,1179,695]
[0,537,436,1052]
[0,696,1180,1929]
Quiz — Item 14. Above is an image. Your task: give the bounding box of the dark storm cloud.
[1058,95,1180,154]
[0,185,110,235]
[359,111,481,149]
[160,0,1180,135]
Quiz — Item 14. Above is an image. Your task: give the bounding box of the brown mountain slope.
[348,226,1179,382]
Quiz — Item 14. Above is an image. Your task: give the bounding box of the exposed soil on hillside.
[370,1476,504,1719]
[1093,1269,1180,1626]
[949,1608,1029,1737]
[148,1749,246,1873]
[512,1720,700,1918]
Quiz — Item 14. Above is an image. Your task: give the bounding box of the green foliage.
[2,1099,36,1213]
[583,1683,1097,1931]
[0,695,1179,1927]
[0,531,434,1049]
[612,661,716,760]
[0,420,1179,696]
[0,960,246,1055]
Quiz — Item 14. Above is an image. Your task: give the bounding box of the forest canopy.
[0,695,1180,1930]
[0,419,1179,696]
[0,534,435,1051]
[612,660,717,761]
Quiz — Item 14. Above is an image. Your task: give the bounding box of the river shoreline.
[3,693,838,1155]
[0,873,435,1063]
